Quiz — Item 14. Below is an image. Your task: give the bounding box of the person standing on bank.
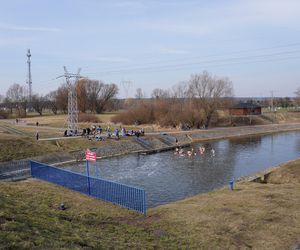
[36,131,39,140]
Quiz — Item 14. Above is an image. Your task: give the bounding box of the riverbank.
[1,122,300,180]
[26,122,300,164]
[0,156,299,249]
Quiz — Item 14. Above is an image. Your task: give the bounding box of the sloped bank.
[187,123,300,142]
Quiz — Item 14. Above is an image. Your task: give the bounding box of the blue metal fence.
[30,161,147,215]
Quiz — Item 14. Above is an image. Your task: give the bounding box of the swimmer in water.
[199,146,205,155]
[191,148,196,156]
[174,147,179,155]
[211,148,215,156]
[179,149,185,156]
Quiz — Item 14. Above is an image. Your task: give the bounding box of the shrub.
[111,102,155,125]
[0,110,9,119]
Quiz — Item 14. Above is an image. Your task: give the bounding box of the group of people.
[78,125,145,141]
[174,146,215,157]
[125,128,145,137]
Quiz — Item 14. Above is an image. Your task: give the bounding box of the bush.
[111,102,155,125]
[78,113,101,123]
[178,104,205,129]
[111,99,218,128]
[0,110,9,119]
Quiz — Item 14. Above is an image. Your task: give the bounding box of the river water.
[62,131,300,207]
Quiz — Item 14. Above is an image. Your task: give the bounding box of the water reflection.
[63,131,300,207]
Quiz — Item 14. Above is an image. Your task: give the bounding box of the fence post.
[143,191,147,216]
[86,160,91,195]
[229,179,234,191]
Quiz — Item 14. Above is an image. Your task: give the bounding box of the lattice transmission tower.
[26,49,32,110]
[121,80,132,99]
[57,67,82,135]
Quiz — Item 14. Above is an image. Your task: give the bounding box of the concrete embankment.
[174,123,300,142]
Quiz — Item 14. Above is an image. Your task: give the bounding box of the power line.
[30,41,300,93]
[85,49,300,76]
[83,41,300,73]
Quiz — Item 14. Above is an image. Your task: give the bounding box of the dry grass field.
[22,113,118,128]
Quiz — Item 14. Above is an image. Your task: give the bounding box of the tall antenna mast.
[57,67,82,135]
[27,49,32,110]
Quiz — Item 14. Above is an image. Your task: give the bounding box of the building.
[229,102,262,116]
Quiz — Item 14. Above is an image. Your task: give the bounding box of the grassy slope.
[0,160,299,249]
[0,137,58,162]
[0,135,134,162]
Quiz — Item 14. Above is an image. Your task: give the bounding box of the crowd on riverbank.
[63,125,145,141]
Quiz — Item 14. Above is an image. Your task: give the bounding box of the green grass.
[0,159,300,249]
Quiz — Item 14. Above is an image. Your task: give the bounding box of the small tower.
[27,49,32,110]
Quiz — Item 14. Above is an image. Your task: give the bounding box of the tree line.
[2,70,297,127]
[2,79,119,117]
[112,71,234,128]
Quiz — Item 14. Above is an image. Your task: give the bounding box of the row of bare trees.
[113,71,234,128]
[3,79,119,117]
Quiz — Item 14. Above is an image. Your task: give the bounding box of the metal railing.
[0,160,30,180]
[30,161,147,215]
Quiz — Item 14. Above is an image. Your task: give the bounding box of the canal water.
[62,131,300,207]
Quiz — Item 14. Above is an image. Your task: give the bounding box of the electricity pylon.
[57,67,82,135]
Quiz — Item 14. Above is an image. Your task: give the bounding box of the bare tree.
[6,83,26,102]
[76,79,88,113]
[32,95,47,115]
[96,83,118,113]
[135,88,146,99]
[84,80,103,112]
[151,88,169,99]
[294,88,300,107]
[55,84,68,113]
[171,81,188,99]
[45,91,58,115]
[188,71,233,128]
[74,79,119,114]
[6,83,28,117]
[45,90,58,115]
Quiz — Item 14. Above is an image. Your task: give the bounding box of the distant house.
[229,102,262,116]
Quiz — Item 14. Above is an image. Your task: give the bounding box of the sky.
[1,0,300,98]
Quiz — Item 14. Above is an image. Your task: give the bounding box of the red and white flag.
[85,150,96,161]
